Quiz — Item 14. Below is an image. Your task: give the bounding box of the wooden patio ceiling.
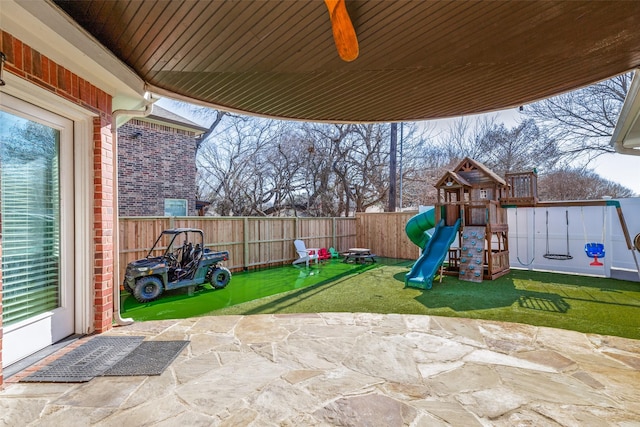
[52,0,640,123]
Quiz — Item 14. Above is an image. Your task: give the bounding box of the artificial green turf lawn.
[120,258,375,320]
[121,258,640,340]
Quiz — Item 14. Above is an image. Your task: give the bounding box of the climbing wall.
[459,226,485,283]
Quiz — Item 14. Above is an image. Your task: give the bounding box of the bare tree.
[300,123,351,216]
[261,130,309,215]
[304,123,392,216]
[390,122,443,207]
[167,73,635,217]
[349,124,393,212]
[475,119,560,176]
[434,115,498,163]
[196,110,228,153]
[523,72,632,162]
[538,168,636,200]
[197,115,285,215]
[410,116,561,195]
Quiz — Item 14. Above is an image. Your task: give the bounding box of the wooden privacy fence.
[355,211,421,260]
[118,216,358,278]
[118,213,422,279]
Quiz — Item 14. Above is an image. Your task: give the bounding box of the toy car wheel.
[133,276,164,303]
[208,266,231,289]
[123,280,133,294]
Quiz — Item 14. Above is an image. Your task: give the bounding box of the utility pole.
[388,123,397,212]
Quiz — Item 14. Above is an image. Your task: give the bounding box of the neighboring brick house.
[118,105,207,217]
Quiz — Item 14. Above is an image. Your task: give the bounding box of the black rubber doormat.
[22,336,145,383]
[103,340,189,376]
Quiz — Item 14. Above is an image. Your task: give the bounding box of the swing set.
[512,200,640,280]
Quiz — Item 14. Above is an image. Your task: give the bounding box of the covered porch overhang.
[39,0,640,125]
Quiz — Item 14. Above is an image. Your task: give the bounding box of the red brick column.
[93,120,115,332]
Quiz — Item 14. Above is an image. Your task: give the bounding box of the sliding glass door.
[1,94,74,367]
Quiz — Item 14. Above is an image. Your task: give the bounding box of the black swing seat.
[584,243,605,258]
[543,253,573,260]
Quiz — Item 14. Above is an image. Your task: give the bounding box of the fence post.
[243,217,249,270]
[332,217,337,249]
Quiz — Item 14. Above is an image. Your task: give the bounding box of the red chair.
[318,247,331,261]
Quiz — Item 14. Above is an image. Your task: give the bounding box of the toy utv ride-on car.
[123,228,231,303]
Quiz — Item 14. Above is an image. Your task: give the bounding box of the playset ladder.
[459,226,485,283]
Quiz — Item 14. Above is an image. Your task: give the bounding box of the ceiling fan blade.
[324,0,359,62]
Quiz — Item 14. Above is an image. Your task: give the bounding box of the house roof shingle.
[144,105,208,134]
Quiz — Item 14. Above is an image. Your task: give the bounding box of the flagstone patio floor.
[1,313,639,426]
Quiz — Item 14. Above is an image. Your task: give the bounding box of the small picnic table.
[342,248,376,264]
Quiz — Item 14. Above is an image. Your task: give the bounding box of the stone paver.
[1,313,639,426]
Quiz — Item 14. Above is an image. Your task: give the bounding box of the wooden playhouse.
[434,158,512,282]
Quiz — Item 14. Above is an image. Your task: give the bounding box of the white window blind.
[1,111,61,326]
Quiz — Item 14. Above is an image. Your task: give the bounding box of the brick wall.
[118,119,198,216]
[0,31,115,386]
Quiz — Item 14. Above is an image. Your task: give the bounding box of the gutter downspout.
[111,96,155,326]
[611,69,640,156]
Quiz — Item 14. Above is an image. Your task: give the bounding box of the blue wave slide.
[405,208,461,289]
